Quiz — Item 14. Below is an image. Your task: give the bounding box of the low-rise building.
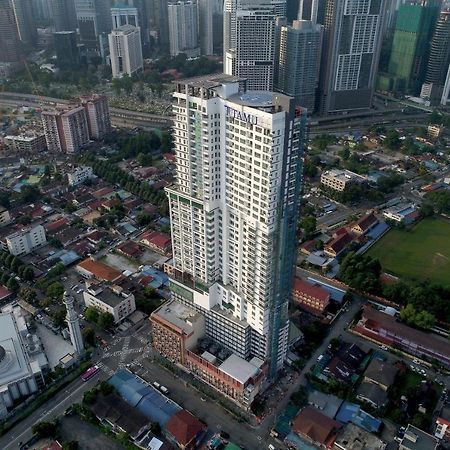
[355,306,450,368]
[150,300,205,365]
[0,224,47,256]
[76,258,123,283]
[363,359,397,391]
[292,406,341,448]
[400,424,438,450]
[4,134,46,152]
[151,300,266,408]
[333,423,386,450]
[139,230,171,254]
[383,203,419,224]
[435,407,450,440]
[324,230,354,258]
[427,124,444,139]
[165,409,206,450]
[350,212,378,235]
[67,166,94,186]
[356,382,389,409]
[0,306,48,417]
[321,169,366,192]
[292,277,330,316]
[83,283,136,323]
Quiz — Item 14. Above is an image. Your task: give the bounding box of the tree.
[419,202,434,218]
[98,312,114,330]
[82,327,96,347]
[19,287,37,303]
[299,216,317,239]
[32,421,57,438]
[338,146,350,161]
[291,386,307,407]
[83,390,97,405]
[62,442,78,450]
[400,304,435,330]
[99,380,114,396]
[6,277,19,293]
[46,282,64,300]
[52,310,66,328]
[383,129,401,150]
[137,152,153,167]
[85,306,99,323]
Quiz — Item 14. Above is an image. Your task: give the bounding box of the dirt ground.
[59,416,124,450]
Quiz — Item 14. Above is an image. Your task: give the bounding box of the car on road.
[153,381,160,389]
[160,385,169,394]
[380,345,388,351]
[413,359,420,364]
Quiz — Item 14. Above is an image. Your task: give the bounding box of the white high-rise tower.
[224,0,286,90]
[166,74,305,375]
[63,291,84,356]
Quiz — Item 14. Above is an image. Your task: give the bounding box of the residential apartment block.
[83,282,136,323]
[0,224,47,256]
[67,166,94,186]
[164,74,305,376]
[4,134,46,153]
[41,95,111,153]
[435,407,450,440]
[0,207,11,227]
[168,1,200,58]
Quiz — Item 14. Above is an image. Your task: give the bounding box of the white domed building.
[0,306,48,418]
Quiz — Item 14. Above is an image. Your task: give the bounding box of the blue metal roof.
[108,370,181,428]
[335,401,382,433]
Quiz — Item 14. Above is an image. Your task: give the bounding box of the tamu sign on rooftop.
[224,105,258,125]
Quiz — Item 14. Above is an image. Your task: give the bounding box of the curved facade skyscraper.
[421,9,450,105]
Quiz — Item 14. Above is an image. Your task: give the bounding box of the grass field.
[367,218,450,286]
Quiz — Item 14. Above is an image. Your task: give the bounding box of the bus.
[80,365,100,382]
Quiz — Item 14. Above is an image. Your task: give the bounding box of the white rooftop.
[219,354,259,385]
[0,313,31,386]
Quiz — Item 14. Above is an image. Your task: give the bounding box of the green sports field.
[367,218,450,286]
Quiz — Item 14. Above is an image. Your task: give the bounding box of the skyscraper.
[275,19,323,111]
[420,9,450,105]
[74,0,112,50]
[53,31,79,68]
[167,1,200,58]
[146,0,170,51]
[108,25,144,78]
[318,0,386,114]
[224,0,286,91]
[49,0,77,31]
[0,0,22,77]
[63,291,84,356]
[198,0,223,55]
[166,74,305,375]
[111,4,139,28]
[442,62,450,105]
[10,0,38,45]
[378,1,440,95]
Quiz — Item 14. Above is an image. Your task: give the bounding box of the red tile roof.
[0,285,12,300]
[359,306,450,362]
[292,407,341,445]
[165,410,205,447]
[293,278,330,303]
[139,230,171,251]
[117,241,142,258]
[77,258,122,282]
[325,231,353,255]
[92,187,114,199]
[45,217,70,233]
[352,212,378,233]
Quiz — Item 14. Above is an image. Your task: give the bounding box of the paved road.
[0,373,105,450]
